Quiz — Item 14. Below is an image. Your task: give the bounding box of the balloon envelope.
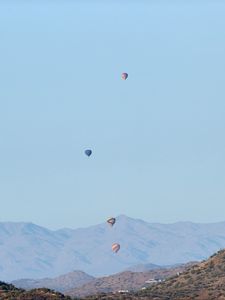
[107,217,116,226]
[112,243,120,253]
[121,72,128,80]
[84,149,92,157]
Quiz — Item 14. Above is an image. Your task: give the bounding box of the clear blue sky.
[0,0,225,229]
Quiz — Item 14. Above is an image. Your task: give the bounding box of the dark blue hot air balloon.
[85,149,92,157]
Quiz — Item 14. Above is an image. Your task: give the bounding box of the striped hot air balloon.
[112,243,120,253]
[121,72,128,80]
[107,217,116,227]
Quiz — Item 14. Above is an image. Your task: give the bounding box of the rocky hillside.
[12,271,94,293]
[138,249,225,299]
[66,263,193,298]
[0,281,72,300]
[81,249,225,300]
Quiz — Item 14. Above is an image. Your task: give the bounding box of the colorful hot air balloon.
[121,72,128,80]
[84,149,92,157]
[112,243,120,253]
[107,217,116,227]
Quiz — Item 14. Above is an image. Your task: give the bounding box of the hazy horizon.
[2,214,225,231]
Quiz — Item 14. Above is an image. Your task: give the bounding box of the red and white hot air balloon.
[107,217,116,227]
[112,243,120,253]
[121,72,128,80]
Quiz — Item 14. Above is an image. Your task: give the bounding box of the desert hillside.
[138,249,225,300]
[81,249,225,300]
[66,263,193,298]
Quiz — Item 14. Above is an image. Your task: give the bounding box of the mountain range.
[12,271,94,293]
[1,215,225,281]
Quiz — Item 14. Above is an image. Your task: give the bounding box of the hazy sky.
[0,0,225,229]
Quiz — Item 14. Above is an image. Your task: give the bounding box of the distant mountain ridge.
[12,271,94,293]
[126,263,162,272]
[1,215,225,281]
[125,262,193,272]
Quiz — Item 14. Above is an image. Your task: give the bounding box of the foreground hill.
[2,216,225,280]
[82,249,225,300]
[0,281,71,300]
[66,263,193,298]
[12,271,94,293]
[137,249,225,299]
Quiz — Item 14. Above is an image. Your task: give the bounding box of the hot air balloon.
[121,72,128,80]
[84,149,92,157]
[112,243,120,253]
[107,217,116,227]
